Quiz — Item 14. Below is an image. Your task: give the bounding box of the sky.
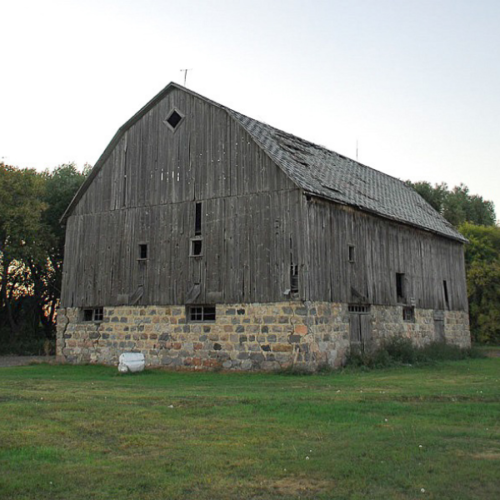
[1,0,499,219]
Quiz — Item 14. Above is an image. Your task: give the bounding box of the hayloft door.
[348,305,372,354]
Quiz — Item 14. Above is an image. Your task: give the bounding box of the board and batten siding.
[61,85,468,314]
[61,190,304,307]
[61,88,304,307]
[72,88,296,215]
[302,196,468,311]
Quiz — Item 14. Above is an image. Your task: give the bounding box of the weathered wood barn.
[57,82,470,370]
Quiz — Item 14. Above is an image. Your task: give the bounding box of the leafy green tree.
[0,162,87,351]
[406,181,496,227]
[0,164,46,334]
[459,223,500,343]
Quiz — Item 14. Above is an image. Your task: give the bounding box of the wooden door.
[434,311,445,342]
[349,307,372,354]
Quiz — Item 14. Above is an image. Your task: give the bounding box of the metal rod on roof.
[180,69,192,87]
[356,140,359,161]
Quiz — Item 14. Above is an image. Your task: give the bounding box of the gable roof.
[62,82,466,243]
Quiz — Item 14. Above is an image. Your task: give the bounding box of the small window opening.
[187,305,216,322]
[82,307,104,322]
[348,304,371,314]
[139,243,148,260]
[396,273,405,302]
[290,264,299,294]
[165,109,183,130]
[443,280,449,309]
[94,308,104,322]
[191,238,203,257]
[83,309,93,322]
[195,202,202,235]
[403,306,415,322]
[348,245,355,262]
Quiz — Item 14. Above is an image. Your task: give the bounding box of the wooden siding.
[73,88,296,216]
[61,189,303,306]
[62,87,304,307]
[61,86,468,312]
[302,196,468,311]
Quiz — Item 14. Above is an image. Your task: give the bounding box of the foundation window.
[396,273,405,302]
[195,202,202,235]
[191,238,203,257]
[82,307,104,322]
[138,243,148,260]
[403,306,415,322]
[443,280,450,309]
[348,245,355,263]
[187,305,216,323]
[348,304,371,314]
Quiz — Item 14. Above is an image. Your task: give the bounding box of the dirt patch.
[0,356,56,368]
[264,476,333,497]
[471,451,500,460]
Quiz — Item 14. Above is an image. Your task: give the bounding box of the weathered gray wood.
[60,86,468,315]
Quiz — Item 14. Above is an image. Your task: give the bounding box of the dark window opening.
[191,238,203,256]
[139,243,148,260]
[443,280,449,309]
[403,306,415,322]
[82,307,104,322]
[83,309,93,322]
[166,110,183,130]
[348,245,355,262]
[290,264,299,294]
[396,273,405,302]
[348,304,371,314]
[187,305,216,322]
[195,202,202,235]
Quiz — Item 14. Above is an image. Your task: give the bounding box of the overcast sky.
[1,0,499,219]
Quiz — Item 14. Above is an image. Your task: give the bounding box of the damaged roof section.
[228,109,466,242]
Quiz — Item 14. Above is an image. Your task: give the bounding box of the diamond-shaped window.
[164,109,184,131]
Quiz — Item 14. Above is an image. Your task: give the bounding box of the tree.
[406,181,496,227]
[0,162,88,352]
[459,223,500,343]
[0,164,46,334]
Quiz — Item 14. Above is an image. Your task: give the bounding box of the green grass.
[0,360,499,500]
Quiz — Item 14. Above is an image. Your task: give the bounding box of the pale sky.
[1,0,499,219]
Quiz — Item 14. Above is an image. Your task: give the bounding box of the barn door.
[349,305,372,354]
[434,311,445,342]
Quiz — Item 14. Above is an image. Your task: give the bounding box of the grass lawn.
[0,359,499,500]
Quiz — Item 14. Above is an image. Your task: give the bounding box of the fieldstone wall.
[443,310,471,348]
[371,306,471,348]
[56,302,470,370]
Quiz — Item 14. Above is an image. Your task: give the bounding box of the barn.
[57,82,470,370]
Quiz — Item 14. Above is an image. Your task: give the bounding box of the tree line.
[0,164,498,354]
[0,163,88,353]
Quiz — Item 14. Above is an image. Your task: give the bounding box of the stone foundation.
[56,302,471,370]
